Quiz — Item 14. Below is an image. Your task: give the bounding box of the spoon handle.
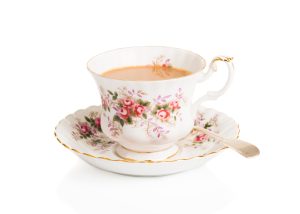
[194,127,260,158]
[222,139,260,158]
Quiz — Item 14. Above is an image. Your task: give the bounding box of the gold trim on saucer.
[54,125,240,163]
[54,105,240,164]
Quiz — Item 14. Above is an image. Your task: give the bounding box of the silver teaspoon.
[194,127,260,158]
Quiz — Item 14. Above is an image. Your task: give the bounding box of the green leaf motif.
[113,115,121,122]
[143,101,150,106]
[112,95,117,100]
[156,105,162,110]
[204,122,212,129]
[142,113,147,119]
[85,116,91,122]
[93,139,101,144]
[127,117,133,124]
[108,90,114,95]
[120,119,125,126]
[162,104,169,109]
[137,99,143,105]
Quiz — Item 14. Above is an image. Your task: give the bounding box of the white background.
[1,0,299,213]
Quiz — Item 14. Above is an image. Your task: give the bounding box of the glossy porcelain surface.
[87,46,234,159]
[54,105,239,176]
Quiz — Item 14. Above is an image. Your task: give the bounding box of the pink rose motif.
[123,99,134,108]
[95,117,101,128]
[118,107,130,119]
[134,104,145,116]
[194,134,208,142]
[80,123,90,134]
[169,100,180,110]
[156,109,170,121]
[162,59,171,70]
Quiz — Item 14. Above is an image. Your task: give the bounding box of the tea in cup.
[87,46,234,161]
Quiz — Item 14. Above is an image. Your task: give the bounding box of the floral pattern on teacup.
[71,108,219,151]
[100,87,185,138]
[151,55,173,77]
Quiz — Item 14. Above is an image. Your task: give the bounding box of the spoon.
[194,127,260,158]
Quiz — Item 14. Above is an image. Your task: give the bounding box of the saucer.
[54,105,239,176]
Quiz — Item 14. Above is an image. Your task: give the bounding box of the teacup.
[87,46,234,161]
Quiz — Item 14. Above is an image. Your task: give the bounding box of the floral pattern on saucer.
[71,106,220,153]
[55,105,239,165]
[72,111,116,151]
[191,112,219,145]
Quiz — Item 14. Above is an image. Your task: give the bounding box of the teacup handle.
[193,56,234,109]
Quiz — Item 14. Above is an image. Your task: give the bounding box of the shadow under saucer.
[57,160,234,214]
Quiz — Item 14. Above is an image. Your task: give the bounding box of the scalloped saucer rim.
[54,105,239,176]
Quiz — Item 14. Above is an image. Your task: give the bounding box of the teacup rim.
[86,46,206,84]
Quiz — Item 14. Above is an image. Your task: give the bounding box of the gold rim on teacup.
[85,46,235,161]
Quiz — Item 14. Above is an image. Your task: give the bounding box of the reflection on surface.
[57,161,234,214]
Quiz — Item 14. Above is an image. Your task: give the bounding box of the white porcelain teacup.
[87,46,234,161]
